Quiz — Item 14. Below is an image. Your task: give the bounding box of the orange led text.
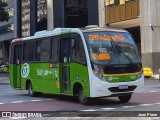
[93,53,111,60]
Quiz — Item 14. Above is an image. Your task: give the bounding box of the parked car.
[0,65,5,72]
[0,65,9,73]
[143,66,153,78]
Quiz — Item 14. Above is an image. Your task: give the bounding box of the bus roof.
[80,27,127,33]
[12,26,127,43]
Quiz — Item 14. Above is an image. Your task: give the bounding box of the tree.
[0,0,9,22]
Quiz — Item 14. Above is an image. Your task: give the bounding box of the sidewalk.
[150,74,159,79]
[0,73,9,84]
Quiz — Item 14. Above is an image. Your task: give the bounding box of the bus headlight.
[93,70,106,81]
[138,70,143,79]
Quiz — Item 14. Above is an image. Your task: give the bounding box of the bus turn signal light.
[49,64,53,68]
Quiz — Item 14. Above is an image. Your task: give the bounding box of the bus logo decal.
[76,75,79,80]
[21,63,30,78]
[37,69,43,76]
[108,77,113,81]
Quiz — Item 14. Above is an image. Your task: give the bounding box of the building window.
[2,0,12,3]
[37,0,47,31]
[105,0,136,6]
[7,7,14,17]
[105,0,115,6]
[9,23,14,31]
[120,0,125,4]
[0,23,14,35]
[21,0,30,37]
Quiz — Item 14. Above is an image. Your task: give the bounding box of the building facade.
[105,0,140,47]
[105,0,160,74]
[0,0,15,65]
[20,0,100,37]
[0,0,100,66]
[0,0,159,74]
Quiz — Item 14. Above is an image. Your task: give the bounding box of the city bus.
[9,26,144,105]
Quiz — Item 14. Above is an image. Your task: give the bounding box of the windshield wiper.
[114,44,134,64]
[108,33,134,64]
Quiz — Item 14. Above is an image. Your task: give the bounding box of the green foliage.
[0,0,9,22]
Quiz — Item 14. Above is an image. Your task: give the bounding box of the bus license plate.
[119,85,128,89]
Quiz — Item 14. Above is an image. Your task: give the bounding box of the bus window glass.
[41,39,50,62]
[23,42,34,61]
[35,39,50,62]
[51,37,59,63]
[109,32,139,63]
[84,32,115,65]
[35,41,41,61]
[83,31,140,65]
[15,46,20,64]
[71,35,86,64]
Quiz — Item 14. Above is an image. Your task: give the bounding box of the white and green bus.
[9,26,144,105]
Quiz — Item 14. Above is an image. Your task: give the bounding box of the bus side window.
[71,35,86,65]
[35,39,50,62]
[11,45,16,64]
[23,42,34,62]
[41,39,50,62]
[51,37,59,64]
[35,41,41,61]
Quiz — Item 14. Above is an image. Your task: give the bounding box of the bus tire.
[118,94,132,103]
[78,88,90,105]
[28,82,39,97]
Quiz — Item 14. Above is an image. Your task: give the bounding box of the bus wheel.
[28,82,36,97]
[118,94,132,103]
[78,88,90,105]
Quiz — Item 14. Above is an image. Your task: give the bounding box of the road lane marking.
[143,91,159,93]
[149,91,159,93]
[0,99,52,105]
[154,103,160,105]
[12,101,24,103]
[139,104,154,106]
[30,100,42,102]
[81,109,96,111]
[6,90,13,92]
[46,99,52,101]
[100,108,116,110]
[81,108,116,111]
[122,106,135,108]
[81,102,160,112]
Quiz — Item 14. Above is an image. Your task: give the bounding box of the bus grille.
[104,63,142,74]
[108,86,137,92]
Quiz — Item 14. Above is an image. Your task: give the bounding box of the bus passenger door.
[60,38,71,93]
[13,45,22,88]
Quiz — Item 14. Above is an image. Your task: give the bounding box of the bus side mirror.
[71,39,75,49]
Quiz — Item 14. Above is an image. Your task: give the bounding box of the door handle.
[69,57,70,63]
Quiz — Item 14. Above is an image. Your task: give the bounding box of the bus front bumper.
[90,75,144,98]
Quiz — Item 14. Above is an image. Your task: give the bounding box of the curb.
[0,77,9,80]
[150,74,159,79]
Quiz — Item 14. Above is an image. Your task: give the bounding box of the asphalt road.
[0,74,160,118]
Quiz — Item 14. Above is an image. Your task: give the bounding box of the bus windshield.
[83,31,141,66]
